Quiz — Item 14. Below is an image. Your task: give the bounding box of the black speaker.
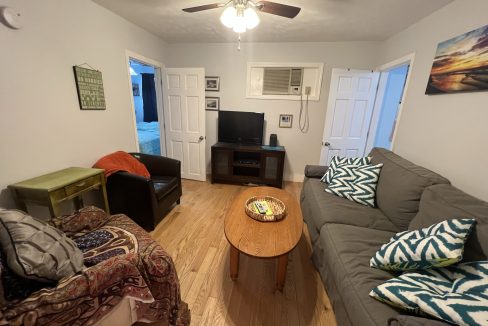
[269,134,278,147]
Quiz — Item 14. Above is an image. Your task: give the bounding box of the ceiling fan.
[182,0,301,34]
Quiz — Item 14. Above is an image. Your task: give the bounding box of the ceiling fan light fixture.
[232,14,247,33]
[220,6,237,28]
[244,7,259,29]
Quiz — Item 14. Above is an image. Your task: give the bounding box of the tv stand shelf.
[211,142,285,188]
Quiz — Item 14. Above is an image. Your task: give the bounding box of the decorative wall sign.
[279,114,293,128]
[205,97,220,111]
[73,66,106,110]
[426,24,488,95]
[205,76,220,91]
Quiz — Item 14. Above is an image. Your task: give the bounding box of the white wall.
[0,0,166,207]
[380,0,488,201]
[165,42,381,181]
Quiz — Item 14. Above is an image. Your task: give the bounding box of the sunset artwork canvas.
[426,24,488,94]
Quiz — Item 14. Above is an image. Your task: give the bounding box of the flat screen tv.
[218,110,264,145]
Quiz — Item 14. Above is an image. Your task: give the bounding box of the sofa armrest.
[49,206,110,238]
[304,165,328,178]
[130,153,181,178]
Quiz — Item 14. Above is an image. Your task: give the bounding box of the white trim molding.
[365,53,416,153]
[124,50,166,155]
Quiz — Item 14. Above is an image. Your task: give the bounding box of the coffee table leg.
[230,245,239,280]
[276,254,288,292]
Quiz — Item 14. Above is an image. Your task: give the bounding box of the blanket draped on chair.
[93,151,150,178]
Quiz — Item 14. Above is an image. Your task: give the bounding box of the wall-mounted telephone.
[299,86,311,133]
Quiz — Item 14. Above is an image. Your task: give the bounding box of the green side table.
[8,167,110,217]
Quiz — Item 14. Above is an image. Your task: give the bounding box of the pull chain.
[238,34,241,51]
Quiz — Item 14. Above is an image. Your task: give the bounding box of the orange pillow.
[93,151,150,178]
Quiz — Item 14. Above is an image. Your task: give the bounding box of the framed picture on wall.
[279,114,293,128]
[132,83,140,96]
[205,97,220,111]
[426,23,488,95]
[205,76,220,91]
[73,66,106,110]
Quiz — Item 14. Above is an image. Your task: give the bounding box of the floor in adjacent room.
[151,179,337,326]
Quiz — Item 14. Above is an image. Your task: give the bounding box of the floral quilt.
[0,207,190,326]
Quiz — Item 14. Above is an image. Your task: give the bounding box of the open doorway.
[365,54,414,153]
[126,52,166,156]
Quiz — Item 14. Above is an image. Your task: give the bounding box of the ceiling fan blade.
[256,1,301,18]
[182,3,225,13]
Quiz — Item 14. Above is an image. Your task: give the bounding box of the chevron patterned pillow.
[320,156,371,183]
[325,163,383,207]
[370,261,488,326]
[371,219,476,271]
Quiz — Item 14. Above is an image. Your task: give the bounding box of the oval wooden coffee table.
[224,186,303,291]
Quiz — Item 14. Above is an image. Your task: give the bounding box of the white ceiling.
[93,0,453,43]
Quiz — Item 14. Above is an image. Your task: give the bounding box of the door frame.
[365,53,415,153]
[124,50,166,155]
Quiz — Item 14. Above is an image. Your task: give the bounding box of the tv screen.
[218,110,264,145]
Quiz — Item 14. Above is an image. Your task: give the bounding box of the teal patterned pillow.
[325,163,383,207]
[320,156,371,183]
[370,261,488,326]
[371,219,476,271]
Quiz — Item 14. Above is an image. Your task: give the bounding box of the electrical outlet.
[305,86,312,95]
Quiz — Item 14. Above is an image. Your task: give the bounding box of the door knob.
[322,141,330,147]
[198,136,205,143]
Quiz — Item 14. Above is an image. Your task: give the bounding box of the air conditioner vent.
[263,67,303,95]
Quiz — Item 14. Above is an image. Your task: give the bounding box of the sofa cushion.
[326,163,383,207]
[301,177,399,243]
[370,219,476,271]
[0,208,84,282]
[369,148,450,231]
[313,224,401,326]
[370,261,488,326]
[410,184,488,262]
[321,156,371,183]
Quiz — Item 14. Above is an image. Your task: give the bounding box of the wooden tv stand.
[211,142,286,188]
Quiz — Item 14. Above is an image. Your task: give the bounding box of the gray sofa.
[300,148,488,326]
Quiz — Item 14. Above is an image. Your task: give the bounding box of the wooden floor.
[151,180,337,326]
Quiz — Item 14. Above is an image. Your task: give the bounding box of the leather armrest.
[130,153,181,178]
[304,165,328,178]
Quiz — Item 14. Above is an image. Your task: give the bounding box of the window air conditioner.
[262,67,303,95]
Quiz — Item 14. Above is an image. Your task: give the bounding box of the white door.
[320,69,380,165]
[162,68,206,181]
